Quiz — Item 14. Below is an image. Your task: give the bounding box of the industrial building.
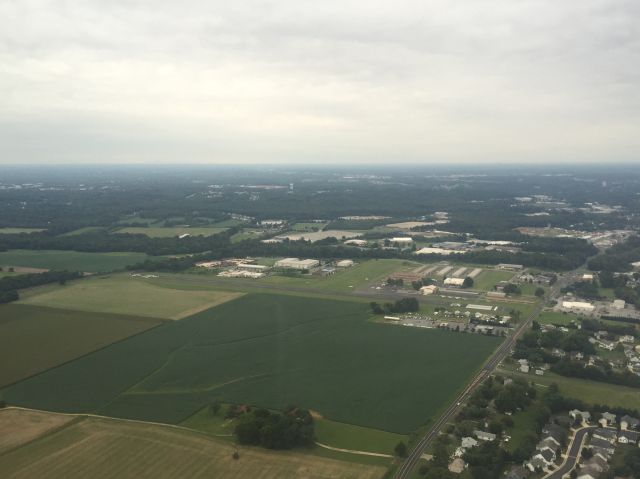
[390,237,413,244]
[236,263,270,272]
[420,285,438,295]
[497,263,524,271]
[274,258,320,271]
[561,301,595,313]
[444,277,465,287]
[336,259,355,268]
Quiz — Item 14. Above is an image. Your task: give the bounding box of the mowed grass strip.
[0,228,46,234]
[472,270,515,291]
[4,294,501,433]
[0,304,162,388]
[0,415,385,479]
[500,368,640,410]
[19,275,243,319]
[114,226,227,237]
[0,249,149,272]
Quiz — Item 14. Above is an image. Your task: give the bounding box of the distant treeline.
[0,270,82,304]
[551,359,640,389]
[588,235,640,272]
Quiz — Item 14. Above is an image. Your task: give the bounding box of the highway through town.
[393,271,580,479]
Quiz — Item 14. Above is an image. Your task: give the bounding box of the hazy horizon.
[1,1,639,165]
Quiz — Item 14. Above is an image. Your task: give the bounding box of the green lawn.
[61,226,107,236]
[505,407,538,453]
[537,311,582,326]
[261,259,419,292]
[314,418,407,455]
[19,275,243,319]
[0,304,162,388]
[114,227,227,238]
[291,222,328,232]
[0,228,45,234]
[0,250,149,272]
[472,270,515,291]
[230,229,264,243]
[4,294,502,434]
[500,368,640,410]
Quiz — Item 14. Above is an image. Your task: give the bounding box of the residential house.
[504,466,528,479]
[461,436,478,449]
[618,430,639,445]
[474,430,496,442]
[448,458,466,474]
[588,437,615,455]
[592,428,617,444]
[599,412,616,427]
[621,415,640,430]
[569,409,591,425]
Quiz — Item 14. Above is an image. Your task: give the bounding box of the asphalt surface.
[393,271,580,479]
[544,427,596,479]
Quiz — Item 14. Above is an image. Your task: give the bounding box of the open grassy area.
[0,250,149,272]
[0,409,75,454]
[290,222,328,231]
[262,259,419,292]
[0,414,385,479]
[0,304,162,387]
[115,226,227,237]
[472,270,515,291]
[0,228,45,234]
[19,275,242,319]
[314,418,408,455]
[537,311,582,326]
[500,368,640,410]
[60,226,107,236]
[4,293,501,434]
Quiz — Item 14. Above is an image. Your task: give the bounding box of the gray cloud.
[0,0,638,164]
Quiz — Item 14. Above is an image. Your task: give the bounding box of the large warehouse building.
[274,258,320,271]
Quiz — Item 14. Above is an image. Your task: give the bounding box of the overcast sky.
[1,0,638,165]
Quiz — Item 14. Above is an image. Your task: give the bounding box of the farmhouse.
[274,258,320,271]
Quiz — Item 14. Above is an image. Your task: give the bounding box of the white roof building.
[390,237,413,243]
[562,301,595,312]
[420,285,438,295]
[416,247,465,255]
[612,299,626,310]
[444,277,465,287]
[335,259,355,268]
[274,258,320,271]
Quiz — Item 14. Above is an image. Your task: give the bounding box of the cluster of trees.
[233,406,315,450]
[551,359,640,389]
[501,283,521,295]
[0,270,82,304]
[369,298,419,315]
[588,235,640,272]
[561,280,602,300]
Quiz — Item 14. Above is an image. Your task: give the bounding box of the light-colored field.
[0,415,385,479]
[0,409,74,455]
[0,250,149,272]
[0,228,45,234]
[19,275,243,319]
[115,227,227,238]
[386,221,431,229]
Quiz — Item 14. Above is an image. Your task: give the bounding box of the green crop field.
[0,250,149,272]
[20,275,242,319]
[115,226,227,237]
[3,294,501,434]
[314,418,408,455]
[0,304,162,388]
[472,270,515,291]
[0,414,384,479]
[0,228,45,234]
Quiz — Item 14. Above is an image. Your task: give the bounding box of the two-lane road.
[394,273,577,479]
[543,427,596,479]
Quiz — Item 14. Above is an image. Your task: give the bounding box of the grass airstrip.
[3,292,501,435]
[114,226,228,237]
